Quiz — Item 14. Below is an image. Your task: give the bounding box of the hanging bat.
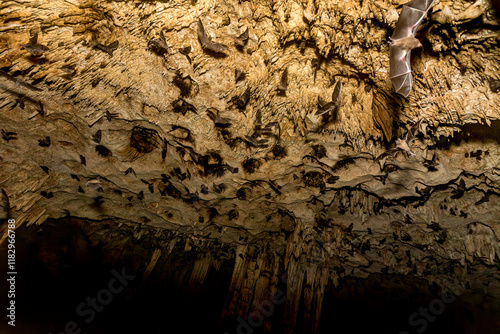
[149,30,169,56]
[1,129,17,142]
[374,119,422,162]
[125,167,137,177]
[161,138,168,160]
[91,32,119,56]
[311,58,324,82]
[41,191,53,199]
[213,182,226,194]
[179,46,192,63]
[197,19,228,54]
[86,178,104,192]
[20,31,49,57]
[316,79,342,116]
[226,163,239,174]
[96,145,112,157]
[206,108,232,128]
[105,110,118,121]
[173,98,197,115]
[237,87,251,109]
[38,136,51,147]
[92,130,102,143]
[389,0,436,97]
[141,178,155,194]
[235,69,246,83]
[234,27,249,47]
[276,67,288,93]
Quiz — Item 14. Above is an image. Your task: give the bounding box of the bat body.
[197,19,228,54]
[93,130,102,143]
[374,120,421,162]
[149,30,169,55]
[237,87,251,109]
[235,69,246,82]
[317,97,335,116]
[125,167,137,177]
[179,46,192,63]
[316,79,342,116]
[20,32,48,57]
[276,68,288,93]
[234,28,249,47]
[2,129,17,142]
[389,0,436,97]
[38,136,51,147]
[91,32,119,56]
[206,108,232,128]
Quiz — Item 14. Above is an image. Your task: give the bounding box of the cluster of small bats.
[196,2,434,163]
[1,0,437,174]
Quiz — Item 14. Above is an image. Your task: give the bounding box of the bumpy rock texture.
[0,0,499,333]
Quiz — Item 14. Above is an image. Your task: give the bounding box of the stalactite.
[283,255,306,334]
[188,253,212,294]
[221,244,249,320]
[302,263,318,333]
[142,248,162,281]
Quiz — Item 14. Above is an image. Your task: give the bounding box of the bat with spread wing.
[234,27,249,47]
[389,0,436,97]
[149,30,169,56]
[20,31,49,57]
[197,18,228,54]
[316,79,342,116]
[374,119,422,162]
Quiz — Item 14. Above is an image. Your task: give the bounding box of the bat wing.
[197,19,227,54]
[405,119,422,144]
[317,96,327,108]
[390,46,412,97]
[205,40,228,53]
[29,32,38,45]
[315,102,335,116]
[197,19,207,43]
[206,108,217,122]
[405,0,436,13]
[107,41,119,51]
[393,0,436,39]
[374,148,401,162]
[331,78,342,106]
[235,27,249,46]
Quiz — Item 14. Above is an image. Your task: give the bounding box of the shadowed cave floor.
[0,220,498,334]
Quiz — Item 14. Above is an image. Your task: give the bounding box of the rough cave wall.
[0,0,499,332]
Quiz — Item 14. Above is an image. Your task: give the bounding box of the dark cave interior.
[1,219,497,334]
